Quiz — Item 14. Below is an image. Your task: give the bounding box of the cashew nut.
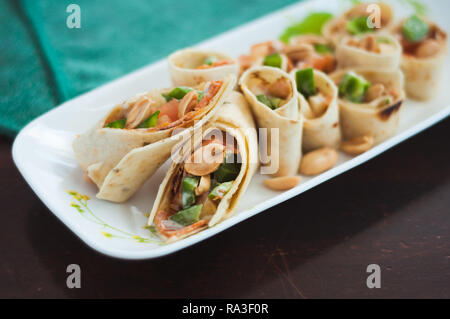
[340,136,374,156]
[263,176,301,191]
[299,147,339,176]
[195,175,211,196]
[365,83,386,102]
[125,96,154,129]
[184,143,225,176]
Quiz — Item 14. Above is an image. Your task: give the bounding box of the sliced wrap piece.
[240,66,304,177]
[392,16,447,101]
[287,35,337,74]
[239,40,292,74]
[330,68,405,145]
[168,48,239,86]
[73,75,236,203]
[336,34,401,69]
[291,68,341,151]
[323,2,394,46]
[148,92,258,243]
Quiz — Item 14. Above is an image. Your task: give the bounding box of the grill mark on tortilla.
[378,100,402,121]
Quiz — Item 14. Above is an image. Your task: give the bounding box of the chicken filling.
[251,75,292,110]
[104,81,223,130]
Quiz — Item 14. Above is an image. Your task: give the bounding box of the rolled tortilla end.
[240,66,303,177]
[336,34,402,70]
[393,20,448,101]
[168,48,239,87]
[330,68,405,144]
[323,2,394,47]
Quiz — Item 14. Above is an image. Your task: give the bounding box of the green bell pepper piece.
[105,118,126,129]
[182,176,199,209]
[402,15,429,43]
[296,68,316,99]
[257,95,273,109]
[138,111,160,128]
[263,53,282,69]
[269,96,282,109]
[256,95,281,110]
[314,43,333,54]
[169,204,203,226]
[338,72,371,103]
[208,181,234,200]
[214,153,241,183]
[346,16,373,35]
[162,86,194,101]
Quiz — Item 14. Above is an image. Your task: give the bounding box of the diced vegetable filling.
[313,43,333,54]
[338,72,371,103]
[346,16,374,35]
[254,77,292,110]
[338,72,397,107]
[104,81,222,130]
[256,95,281,110]
[155,133,242,238]
[296,68,316,98]
[402,15,429,43]
[105,118,126,129]
[295,68,332,118]
[239,38,336,74]
[263,53,283,69]
[138,110,160,129]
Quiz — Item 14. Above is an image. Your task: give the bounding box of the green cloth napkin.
[1,0,299,138]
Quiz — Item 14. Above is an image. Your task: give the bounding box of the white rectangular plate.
[13,0,450,259]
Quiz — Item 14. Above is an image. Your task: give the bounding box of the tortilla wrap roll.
[336,34,402,69]
[238,40,292,74]
[148,92,258,243]
[330,68,405,145]
[240,66,303,177]
[323,2,394,46]
[287,35,337,74]
[168,48,239,87]
[73,74,236,203]
[392,17,448,101]
[290,68,341,151]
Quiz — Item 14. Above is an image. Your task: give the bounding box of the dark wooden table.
[1,119,449,299]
